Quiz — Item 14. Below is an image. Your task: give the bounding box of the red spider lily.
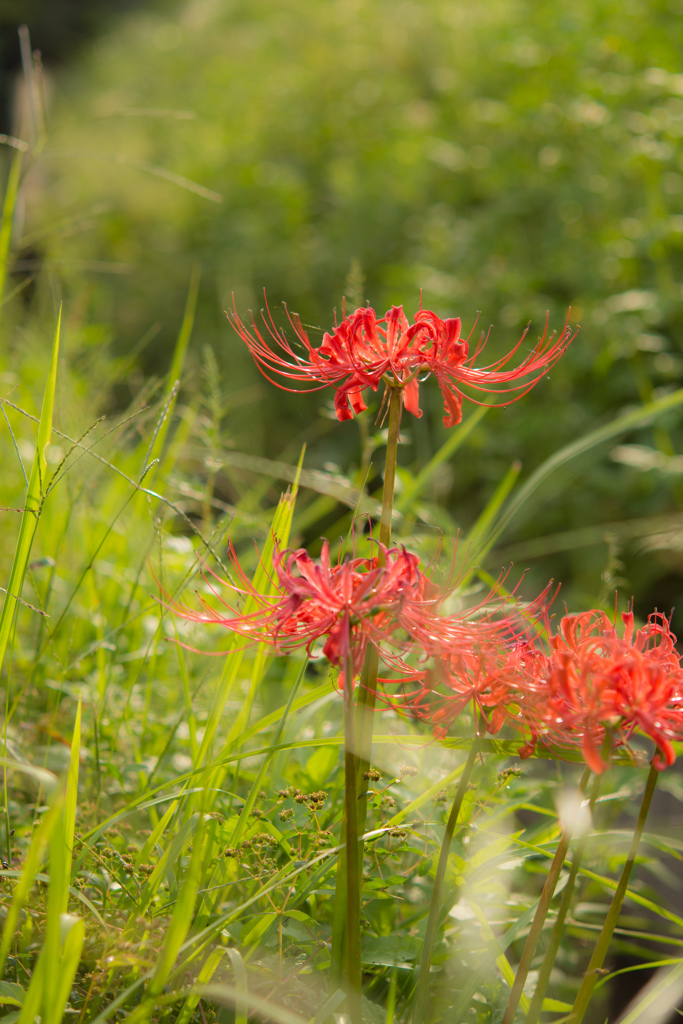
[170,539,551,694]
[518,609,683,772]
[228,298,576,426]
[402,643,527,739]
[170,538,429,679]
[382,583,556,735]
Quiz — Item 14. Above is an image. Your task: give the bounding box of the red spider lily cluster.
[408,608,683,772]
[171,538,536,684]
[171,294,683,776]
[520,610,683,772]
[228,300,575,426]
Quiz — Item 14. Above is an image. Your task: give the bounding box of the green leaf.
[0,981,25,1007]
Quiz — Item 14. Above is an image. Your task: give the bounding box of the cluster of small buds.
[496,766,523,784]
[398,765,419,779]
[279,807,295,823]
[277,785,328,810]
[251,833,278,849]
[363,768,382,781]
[388,828,408,840]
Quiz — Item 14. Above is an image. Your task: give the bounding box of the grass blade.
[226,948,248,1024]
[175,947,226,1024]
[42,699,81,1024]
[0,307,61,676]
[0,146,23,300]
[615,961,683,1024]
[493,387,683,540]
[0,797,63,976]
[396,405,488,514]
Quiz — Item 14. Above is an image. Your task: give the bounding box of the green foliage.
[8,0,683,628]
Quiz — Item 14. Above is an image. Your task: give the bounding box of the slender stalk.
[355,385,403,822]
[342,641,362,1024]
[525,771,602,1024]
[502,766,591,1024]
[569,762,659,1024]
[378,385,403,550]
[412,738,482,1024]
[330,385,403,987]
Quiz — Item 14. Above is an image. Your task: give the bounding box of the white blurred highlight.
[556,787,593,838]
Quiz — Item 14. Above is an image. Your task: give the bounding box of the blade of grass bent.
[0,307,61,677]
[492,387,683,541]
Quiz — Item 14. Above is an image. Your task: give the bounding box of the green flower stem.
[330,384,403,990]
[412,737,482,1024]
[525,771,602,1024]
[355,384,403,819]
[342,646,362,1024]
[502,766,592,1024]
[378,384,403,549]
[569,762,659,1024]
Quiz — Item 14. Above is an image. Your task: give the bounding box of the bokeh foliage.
[8,0,683,620]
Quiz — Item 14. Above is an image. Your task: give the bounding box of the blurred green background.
[3,0,683,627]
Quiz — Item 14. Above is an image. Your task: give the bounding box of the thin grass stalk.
[525,771,603,1024]
[501,766,591,1024]
[412,736,482,1024]
[342,628,362,1024]
[569,762,659,1024]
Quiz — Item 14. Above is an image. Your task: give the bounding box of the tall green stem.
[526,771,602,1024]
[412,738,481,1024]
[378,385,403,549]
[569,763,659,1024]
[355,386,403,816]
[502,767,591,1024]
[342,641,362,1024]
[330,385,403,989]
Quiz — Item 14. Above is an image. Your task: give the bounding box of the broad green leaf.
[0,981,25,1007]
